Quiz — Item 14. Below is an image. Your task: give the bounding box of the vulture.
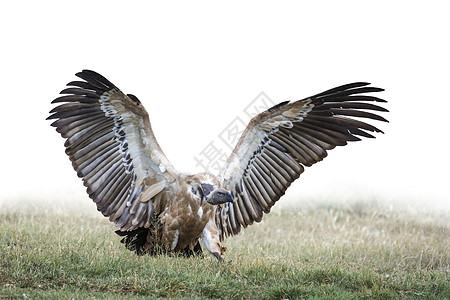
[48,70,388,261]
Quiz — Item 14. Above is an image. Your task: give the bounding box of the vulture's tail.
[115,227,149,255]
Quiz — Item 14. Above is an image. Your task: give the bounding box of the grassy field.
[0,198,448,299]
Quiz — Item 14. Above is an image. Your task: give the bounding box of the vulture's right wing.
[216,82,388,240]
[48,70,178,231]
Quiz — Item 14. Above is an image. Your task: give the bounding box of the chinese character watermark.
[194,141,228,173]
[244,92,275,118]
[218,117,247,150]
[194,92,275,173]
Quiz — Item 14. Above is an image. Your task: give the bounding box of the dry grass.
[0,198,448,299]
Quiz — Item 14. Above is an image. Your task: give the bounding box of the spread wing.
[48,70,179,231]
[215,82,388,240]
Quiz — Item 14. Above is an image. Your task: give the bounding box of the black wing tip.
[77,69,102,77]
[366,86,384,92]
[75,69,116,90]
[268,100,290,112]
[127,94,141,105]
[59,87,78,95]
[345,82,386,91]
[337,83,385,93]
[350,81,371,87]
[311,82,387,106]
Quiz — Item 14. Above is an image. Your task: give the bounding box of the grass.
[0,198,448,299]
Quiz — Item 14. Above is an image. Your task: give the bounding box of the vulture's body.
[48,70,388,261]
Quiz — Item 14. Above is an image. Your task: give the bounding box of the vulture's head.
[191,182,233,205]
[203,184,234,205]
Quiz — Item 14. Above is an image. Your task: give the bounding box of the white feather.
[171,230,180,250]
[197,206,203,218]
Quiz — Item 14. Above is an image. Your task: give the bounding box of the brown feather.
[252,163,278,200]
[246,173,270,212]
[102,178,132,215]
[248,171,272,211]
[271,134,312,166]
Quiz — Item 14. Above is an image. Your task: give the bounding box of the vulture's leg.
[200,220,226,262]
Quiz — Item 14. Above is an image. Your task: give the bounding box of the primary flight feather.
[48,70,388,261]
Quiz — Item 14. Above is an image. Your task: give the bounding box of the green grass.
[0,199,448,299]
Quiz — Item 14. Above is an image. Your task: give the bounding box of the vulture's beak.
[224,191,233,203]
[206,188,234,205]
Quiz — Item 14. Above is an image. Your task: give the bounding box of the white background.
[1,1,449,213]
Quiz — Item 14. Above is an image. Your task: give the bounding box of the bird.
[48,70,388,261]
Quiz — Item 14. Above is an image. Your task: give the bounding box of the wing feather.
[216,82,387,240]
[253,159,277,192]
[100,173,131,210]
[252,164,277,202]
[249,171,272,212]
[48,70,178,231]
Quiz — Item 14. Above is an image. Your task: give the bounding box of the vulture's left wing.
[48,70,178,231]
[216,82,388,240]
